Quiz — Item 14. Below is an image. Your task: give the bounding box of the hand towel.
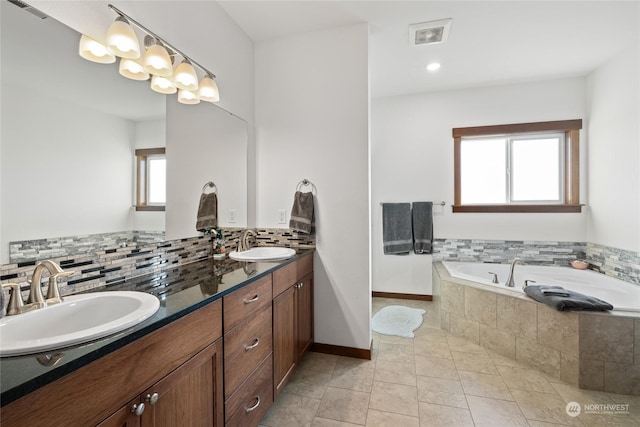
[524,285,613,312]
[196,193,218,232]
[412,202,433,254]
[289,191,314,234]
[540,286,570,297]
[382,203,413,255]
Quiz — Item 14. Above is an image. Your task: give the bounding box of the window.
[135,148,166,211]
[453,120,582,213]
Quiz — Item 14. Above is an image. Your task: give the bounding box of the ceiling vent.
[409,18,452,46]
[6,0,48,19]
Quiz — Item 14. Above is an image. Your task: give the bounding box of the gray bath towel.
[412,202,433,254]
[196,193,218,232]
[382,203,413,255]
[290,191,314,234]
[524,285,613,312]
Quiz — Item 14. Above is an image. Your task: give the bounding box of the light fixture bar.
[108,4,216,79]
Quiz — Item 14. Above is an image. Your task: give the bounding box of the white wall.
[255,24,371,350]
[166,100,248,240]
[1,85,135,263]
[586,45,640,252]
[371,77,588,294]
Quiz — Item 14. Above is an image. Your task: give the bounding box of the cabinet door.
[141,339,224,427]
[272,285,297,398]
[97,398,142,427]
[296,273,314,360]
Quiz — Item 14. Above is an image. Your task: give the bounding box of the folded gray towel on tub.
[382,203,412,255]
[524,285,613,311]
[290,191,314,234]
[412,201,433,254]
[196,193,218,231]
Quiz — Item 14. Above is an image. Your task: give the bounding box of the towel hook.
[296,178,317,194]
[202,181,217,194]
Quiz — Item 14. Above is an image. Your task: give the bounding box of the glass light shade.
[198,75,220,103]
[79,35,116,64]
[119,58,150,81]
[174,60,199,91]
[150,75,177,94]
[143,43,173,77]
[105,18,141,59]
[178,89,200,105]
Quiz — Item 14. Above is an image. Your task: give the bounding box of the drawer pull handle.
[244,338,260,351]
[244,295,259,304]
[146,392,159,405]
[131,403,145,416]
[245,396,261,413]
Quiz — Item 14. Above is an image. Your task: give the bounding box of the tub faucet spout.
[505,258,523,288]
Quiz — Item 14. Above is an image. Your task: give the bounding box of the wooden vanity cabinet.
[1,300,223,427]
[272,252,314,398]
[99,339,223,427]
[223,274,274,426]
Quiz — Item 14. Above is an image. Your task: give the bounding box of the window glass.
[511,136,561,202]
[460,138,506,204]
[147,157,166,204]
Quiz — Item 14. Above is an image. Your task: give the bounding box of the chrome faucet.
[505,258,523,288]
[237,229,256,252]
[1,260,74,316]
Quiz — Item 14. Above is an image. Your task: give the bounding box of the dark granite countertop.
[0,250,313,406]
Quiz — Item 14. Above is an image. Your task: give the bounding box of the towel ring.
[202,181,217,194]
[296,179,317,194]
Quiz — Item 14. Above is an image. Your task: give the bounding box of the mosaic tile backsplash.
[0,227,317,301]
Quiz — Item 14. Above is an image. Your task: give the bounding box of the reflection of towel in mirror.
[196,193,218,231]
[524,285,613,311]
[382,203,412,255]
[289,191,314,234]
[412,202,433,254]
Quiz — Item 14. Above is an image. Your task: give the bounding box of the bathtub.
[442,261,640,313]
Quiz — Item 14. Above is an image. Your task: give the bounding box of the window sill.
[135,205,165,212]
[452,204,583,213]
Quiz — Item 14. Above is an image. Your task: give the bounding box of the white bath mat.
[372,305,426,338]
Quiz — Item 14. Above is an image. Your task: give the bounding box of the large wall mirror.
[0,2,248,264]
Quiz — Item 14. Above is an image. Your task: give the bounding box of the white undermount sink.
[0,291,160,357]
[229,247,296,262]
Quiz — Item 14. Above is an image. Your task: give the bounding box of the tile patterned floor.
[260,297,640,426]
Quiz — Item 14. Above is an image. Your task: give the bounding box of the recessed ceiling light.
[426,63,441,71]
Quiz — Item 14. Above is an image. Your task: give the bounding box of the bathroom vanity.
[0,250,314,426]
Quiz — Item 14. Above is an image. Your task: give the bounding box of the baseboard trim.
[372,291,433,301]
[310,342,372,360]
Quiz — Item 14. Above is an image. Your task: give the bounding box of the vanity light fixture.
[143,37,173,77]
[77,3,220,104]
[119,57,150,81]
[105,16,141,59]
[174,59,199,91]
[150,74,177,94]
[198,74,220,103]
[177,88,200,105]
[78,34,116,64]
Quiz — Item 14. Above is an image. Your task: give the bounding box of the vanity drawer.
[223,274,272,331]
[225,353,273,426]
[224,305,273,398]
[273,253,314,297]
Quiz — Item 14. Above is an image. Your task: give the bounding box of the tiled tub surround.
[433,238,640,285]
[433,262,640,395]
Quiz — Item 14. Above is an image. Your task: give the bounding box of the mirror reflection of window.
[147,156,167,204]
[136,148,166,211]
